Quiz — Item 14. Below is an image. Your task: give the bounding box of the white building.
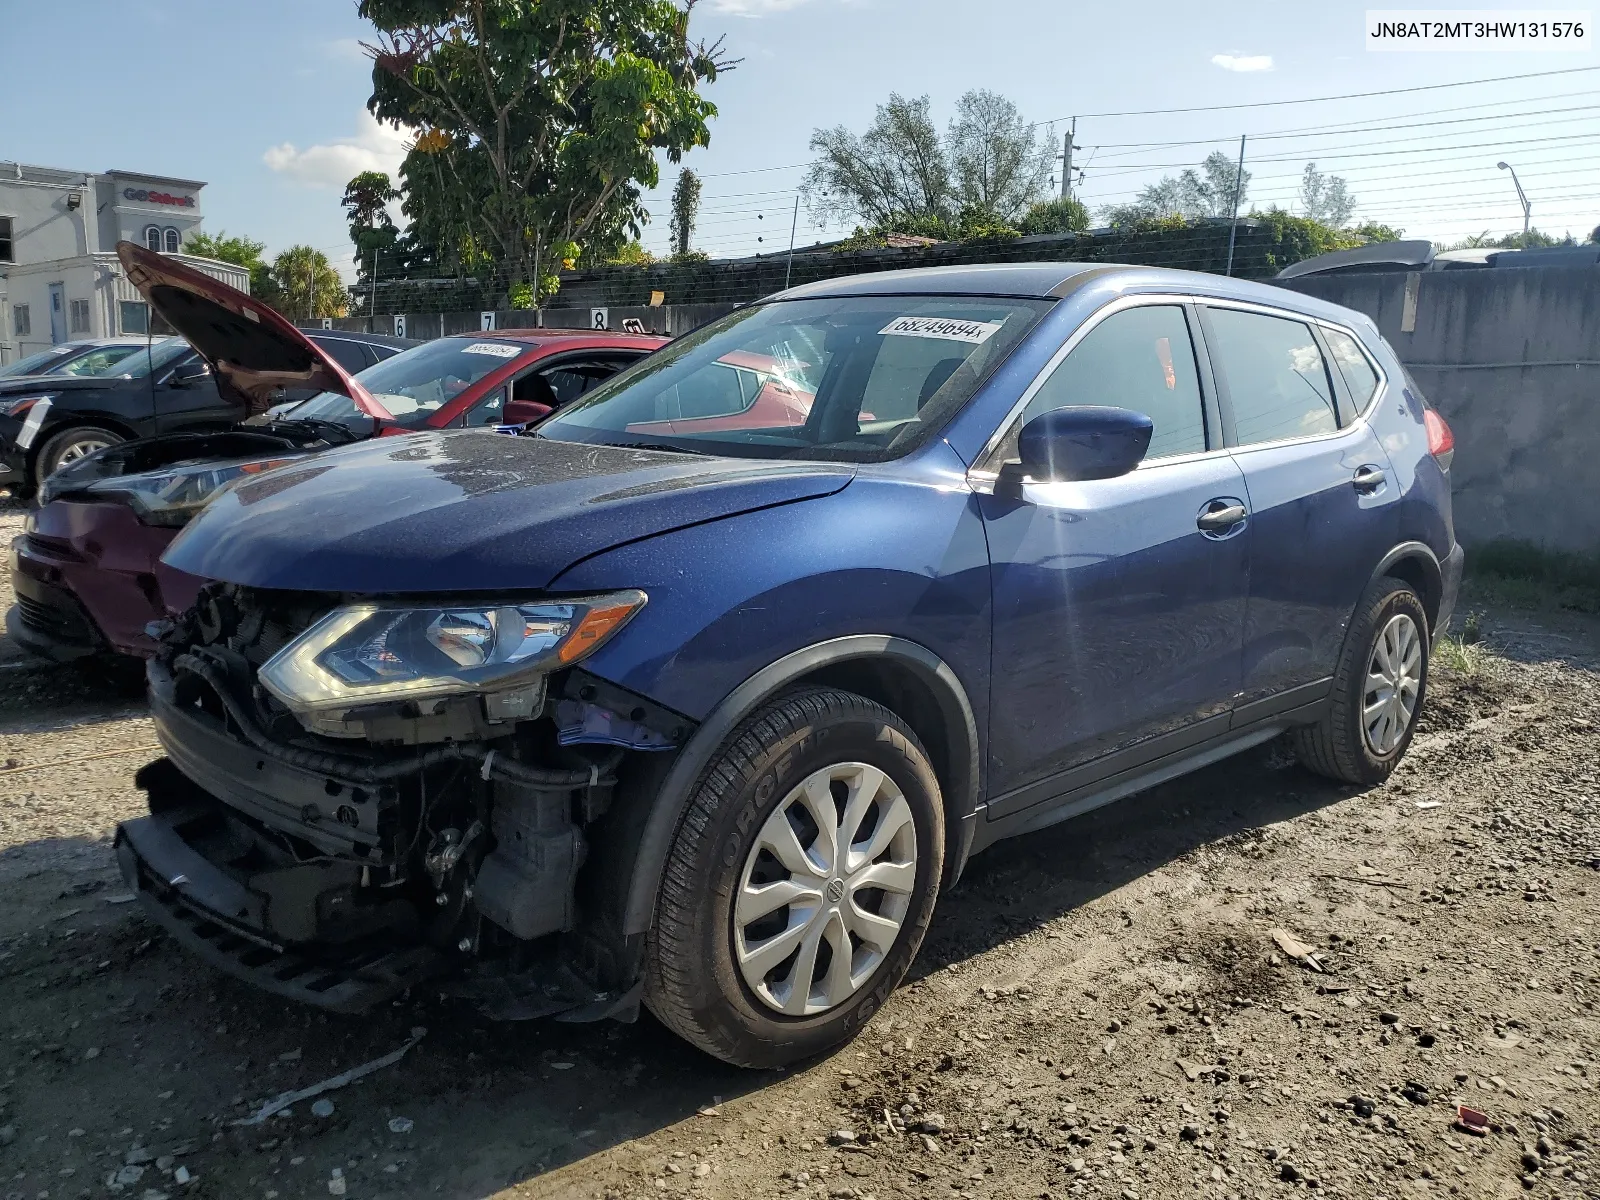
[0,162,249,366]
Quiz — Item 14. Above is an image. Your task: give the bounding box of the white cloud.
[708,0,815,14]
[1211,53,1274,72]
[263,110,410,189]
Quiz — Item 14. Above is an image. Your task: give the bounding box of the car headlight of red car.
[69,455,303,526]
[258,591,648,716]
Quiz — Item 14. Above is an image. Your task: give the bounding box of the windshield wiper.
[269,417,363,445]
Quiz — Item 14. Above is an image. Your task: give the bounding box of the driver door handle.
[1352,465,1387,493]
[1196,502,1247,532]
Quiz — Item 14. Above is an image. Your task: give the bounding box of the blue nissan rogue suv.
[116,262,1462,1067]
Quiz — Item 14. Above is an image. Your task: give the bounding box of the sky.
[3,0,1596,282]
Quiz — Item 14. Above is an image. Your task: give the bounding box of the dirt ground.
[1,494,1597,1200]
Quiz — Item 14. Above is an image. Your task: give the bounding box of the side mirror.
[503,399,554,425]
[170,362,211,387]
[1000,405,1153,492]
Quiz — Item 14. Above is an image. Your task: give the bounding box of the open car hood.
[116,241,387,420]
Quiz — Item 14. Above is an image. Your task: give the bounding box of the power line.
[1083,102,1600,162]
[1050,64,1600,120]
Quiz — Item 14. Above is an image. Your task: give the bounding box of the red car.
[7,244,665,663]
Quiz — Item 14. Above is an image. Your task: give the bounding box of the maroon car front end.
[5,242,665,663]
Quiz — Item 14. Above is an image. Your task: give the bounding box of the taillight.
[1424,408,1455,472]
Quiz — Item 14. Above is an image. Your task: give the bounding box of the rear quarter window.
[1322,328,1382,418]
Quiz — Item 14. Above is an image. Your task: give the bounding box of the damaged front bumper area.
[117,587,687,1020]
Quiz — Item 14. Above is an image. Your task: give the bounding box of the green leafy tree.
[361,0,731,303]
[1105,151,1251,228]
[342,171,401,285]
[182,230,279,303]
[1299,163,1356,227]
[946,90,1051,222]
[668,167,702,258]
[1019,196,1089,235]
[806,90,1050,229]
[1353,221,1404,243]
[605,239,656,266]
[807,94,951,227]
[272,246,347,320]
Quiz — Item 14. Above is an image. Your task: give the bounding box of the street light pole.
[1497,160,1531,247]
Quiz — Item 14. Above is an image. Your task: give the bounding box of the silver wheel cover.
[1364,612,1423,754]
[56,435,113,466]
[733,762,918,1016]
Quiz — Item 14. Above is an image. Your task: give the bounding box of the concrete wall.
[1278,267,1600,553]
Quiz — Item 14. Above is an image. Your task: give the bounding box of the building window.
[12,304,28,336]
[145,225,162,252]
[69,298,91,334]
[120,300,150,335]
[0,215,12,263]
[164,227,181,253]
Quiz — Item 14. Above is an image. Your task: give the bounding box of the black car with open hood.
[0,242,407,495]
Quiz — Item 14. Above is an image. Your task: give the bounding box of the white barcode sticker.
[461,342,522,358]
[880,315,1003,344]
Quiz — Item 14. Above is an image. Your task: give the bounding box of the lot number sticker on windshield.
[461,342,522,358]
[879,315,1003,344]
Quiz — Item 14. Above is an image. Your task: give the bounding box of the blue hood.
[162,431,856,593]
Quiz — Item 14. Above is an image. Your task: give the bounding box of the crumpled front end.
[117,583,689,1019]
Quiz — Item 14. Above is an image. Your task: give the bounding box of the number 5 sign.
[590,307,608,331]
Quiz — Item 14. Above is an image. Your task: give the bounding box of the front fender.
[550,465,993,937]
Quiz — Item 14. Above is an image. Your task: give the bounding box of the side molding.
[620,635,981,936]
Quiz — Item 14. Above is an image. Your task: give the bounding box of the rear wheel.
[644,687,944,1067]
[35,425,122,490]
[1295,577,1429,785]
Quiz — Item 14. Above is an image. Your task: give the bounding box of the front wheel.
[35,425,122,490]
[1295,577,1429,785]
[644,687,945,1068]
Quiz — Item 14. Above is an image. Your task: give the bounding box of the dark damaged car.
[118,263,1462,1067]
[6,243,665,662]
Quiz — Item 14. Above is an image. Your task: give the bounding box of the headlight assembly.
[2,394,54,418]
[45,454,302,524]
[258,591,647,715]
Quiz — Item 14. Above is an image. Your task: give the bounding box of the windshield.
[1,346,77,377]
[291,336,534,430]
[539,295,1052,461]
[63,345,146,377]
[107,338,192,379]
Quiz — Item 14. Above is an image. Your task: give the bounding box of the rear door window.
[1019,304,1208,460]
[312,337,371,375]
[1204,307,1339,445]
[1321,327,1381,418]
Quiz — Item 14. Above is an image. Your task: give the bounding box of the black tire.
[1295,576,1429,785]
[34,425,123,490]
[644,687,945,1068]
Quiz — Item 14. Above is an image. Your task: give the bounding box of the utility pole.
[369,248,378,329]
[784,195,800,290]
[1497,160,1531,247]
[308,259,316,321]
[1061,118,1078,201]
[1224,134,1247,277]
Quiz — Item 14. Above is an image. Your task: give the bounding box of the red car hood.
[116,241,386,420]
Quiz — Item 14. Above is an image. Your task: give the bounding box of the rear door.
[978,300,1251,820]
[1199,302,1400,711]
